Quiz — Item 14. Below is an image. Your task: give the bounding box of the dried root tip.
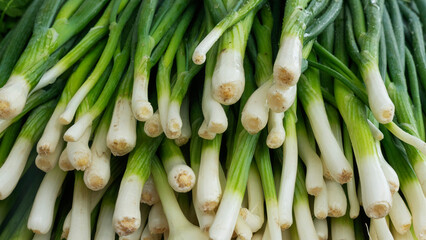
[168,165,196,193]
[273,35,302,87]
[198,120,216,140]
[144,112,163,137]
[212,49,245,105]
[0,76,29,119]
[364,202,391,219]
[108,139,135,157]
[267,84,297,113]
[58,147,75,171]
[115,217,139,237]
[132,100,153,122]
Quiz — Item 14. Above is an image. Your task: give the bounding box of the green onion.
[254,131,281,239]
[67,171,91,240]
[325,179,347,217]
[83,99,114,191]
[93,182,120,240]
[113,124,163,236]
[0,100,55,199]
[381,128,426,240]
[345,0,394,124]
[388,191,412,235]
[293,163,319,239]
[27,164,67,234]
[197,134,222,212]
[209,60,259,240]
[296,114,324,196]
[159,139,196,193]
[299,60,353,184]
[148,202,168,234]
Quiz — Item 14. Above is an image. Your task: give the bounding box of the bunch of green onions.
[0,0,425,240]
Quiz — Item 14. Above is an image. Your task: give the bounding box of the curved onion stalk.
[277,103,298,228]
[37,43,104,156]
[141,175,160,206]
[0,0,108,119]
[331,214,356,240]
[159,139,196,193]
[389,192,412,235]
[189,109,216,231]
[151,156,209,240]
[294,164,319,240]
[192,0,264,64]
[266,111,285,149]
[197,134,222,212]
[299,66,352,184]
[67,172,92,240]
[345,0,394,124]
[107,60,137,156]
[273,0,329,87]
[66,66,112,170]
[34,0,130,92]
[148,203,169,234]
[84,102,114,191]
[93,183,120,240]
[296,116,324,196]
[0,120,22,167]
[241,80,272,134]
[35,138,64,172]
[255,131,281,240]
[209,61,260,240]
[58,146,75,172]
[326,179,347,217]
[239,163,264,232]
[64,31,132,142]
[382,128,426,240]
[0,101,54,199]
[27,165,67,234]
[201,47,228,134]
[144,110,163,138]
[314,179,328,219]
[119,204,150,240]
[211,9,255,106]
[59,0,140,124]
[314,218,328,240]
[133,0,191,121]
[156,7,196,139]
[113,125,163,236]
[336,80,392,218]
[343,126,360,219]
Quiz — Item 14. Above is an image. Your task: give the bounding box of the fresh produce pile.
[0,0,425,239]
